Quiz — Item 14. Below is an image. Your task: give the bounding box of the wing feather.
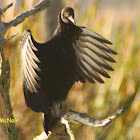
[77,40,116,62]
[79,36,117,55]
[73,27,117,83]
[77,65,95,83]
[21,30,41,93]
[81,27,112,44]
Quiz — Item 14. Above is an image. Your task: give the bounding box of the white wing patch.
[74,27,117,83]
[21,30,41,93]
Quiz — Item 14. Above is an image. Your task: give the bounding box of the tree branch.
[63,107,128,127]
[0,3,13,16]
[34,107,128,140]
[5,0,56,30]
[4,32,19,43]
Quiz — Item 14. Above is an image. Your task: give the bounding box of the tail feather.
[43,112,53,135]
[43,102,61,134]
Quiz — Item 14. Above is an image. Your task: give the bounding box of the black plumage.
[21,7,117,134]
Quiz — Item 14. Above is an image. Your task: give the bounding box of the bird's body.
[21,7,117,134]
[41,35,77,102]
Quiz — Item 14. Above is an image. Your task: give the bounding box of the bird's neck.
[53,15,76,38]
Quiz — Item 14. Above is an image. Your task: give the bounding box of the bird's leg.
[52,101,61,117]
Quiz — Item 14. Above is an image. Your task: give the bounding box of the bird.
[21,7,117,134]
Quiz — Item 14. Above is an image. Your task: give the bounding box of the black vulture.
[21,7,117,134]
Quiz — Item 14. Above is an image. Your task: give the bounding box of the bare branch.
[5,0,56,30]
[33,132,49,140]
[4,32,19,43]
[63,107,128,127]
[34,107,128,140]
[61,118,75,140]
[0,3,13,16]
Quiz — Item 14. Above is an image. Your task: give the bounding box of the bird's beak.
[68,16,76,25]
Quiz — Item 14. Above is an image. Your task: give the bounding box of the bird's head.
[60,7,76,25]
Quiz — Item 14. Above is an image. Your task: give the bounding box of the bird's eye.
[64,13,68,17]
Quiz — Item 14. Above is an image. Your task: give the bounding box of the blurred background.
[1,0,140,139]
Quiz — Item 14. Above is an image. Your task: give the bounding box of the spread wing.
[21,29,41,93]
[73,27,117,83]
